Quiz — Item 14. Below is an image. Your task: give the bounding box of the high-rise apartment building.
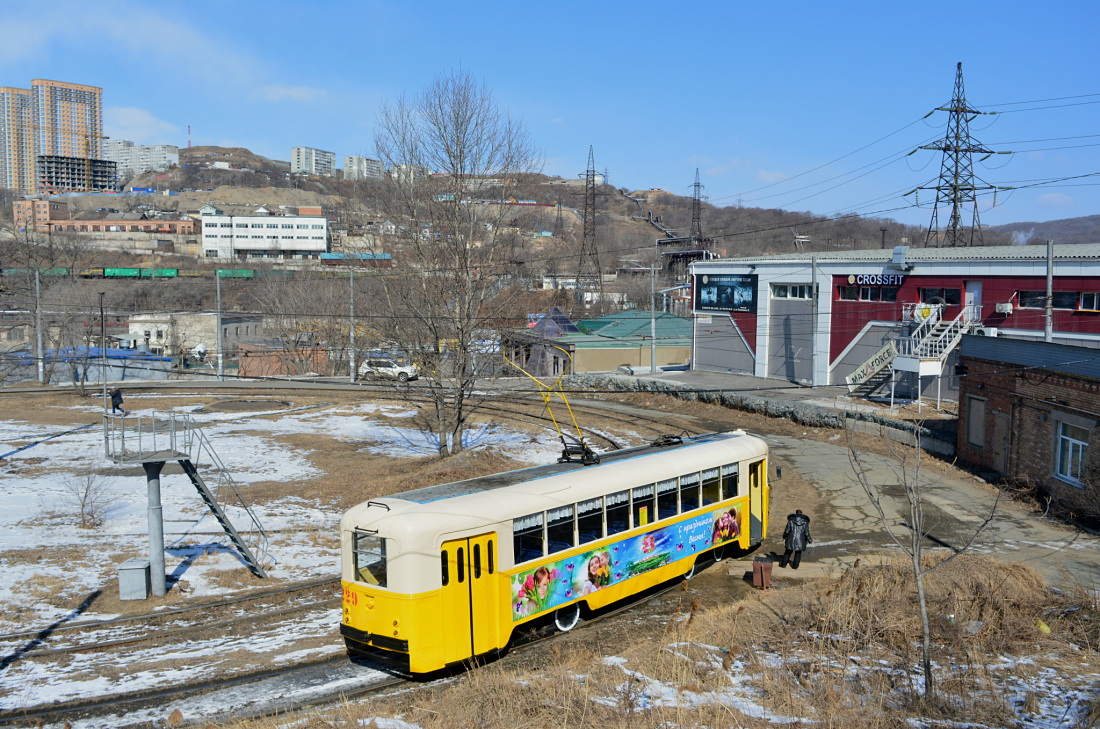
[0,79,103,193]
[291,146,336,177]
[104,140,179,179]
[343,155,384,181]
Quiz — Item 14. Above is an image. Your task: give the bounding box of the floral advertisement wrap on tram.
[510,504,741,620]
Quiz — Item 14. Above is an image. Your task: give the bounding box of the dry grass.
[223,555,1099,729]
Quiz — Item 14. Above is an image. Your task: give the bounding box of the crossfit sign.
[846,273,905,286]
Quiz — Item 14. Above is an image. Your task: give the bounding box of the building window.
[1055,422,1090,486]
[772,284,811,300]
[1080,292,1100,311]
[838,285,858,301]
[1018,291,1078,310]
[966,396,986,448]
[919,288,961,305]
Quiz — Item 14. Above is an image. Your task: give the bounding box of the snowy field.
[0,397,613,716]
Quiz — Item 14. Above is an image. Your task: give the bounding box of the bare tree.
[367,70,540,456]
[846,421,1000,699]
[64,472,112,529]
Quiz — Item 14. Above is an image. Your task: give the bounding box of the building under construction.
[0,78,103,193]
[35,154,117,193]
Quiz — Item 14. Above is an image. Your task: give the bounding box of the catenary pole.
[349,273,356,384]
[216,271,224,381]
[35,270,44,384]
[1045,240,1054,343]
[100,292,107,410]
[650,239,657,373]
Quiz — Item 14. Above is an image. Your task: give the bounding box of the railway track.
[0,563,703,727]
[0,381,719,726]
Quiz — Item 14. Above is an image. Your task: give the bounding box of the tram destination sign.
[694,273,758,313]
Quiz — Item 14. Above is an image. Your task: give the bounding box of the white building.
[343,155,384,180]
[291,146,336,177]
[128,312,264,358]
[343,155,387,180]
[201,206,329,260]
[103,140,180,179]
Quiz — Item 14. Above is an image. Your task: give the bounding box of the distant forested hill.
[986,215,1100,246]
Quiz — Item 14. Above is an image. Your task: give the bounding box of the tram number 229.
[343,588,358,606]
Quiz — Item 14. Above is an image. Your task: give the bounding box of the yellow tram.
[340,430,769,674]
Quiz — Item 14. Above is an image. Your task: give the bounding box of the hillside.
[78,144,1094,259]
[986,214,1100,246]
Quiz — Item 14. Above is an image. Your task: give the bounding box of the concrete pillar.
[143,461,167,597]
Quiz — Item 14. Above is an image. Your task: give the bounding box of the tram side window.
[473,544,482,579]
[514,513,545,564]
[606,490,630,535]
[547,505,575,555]
[633,484,655,528]
[353,530,387,587]
[578,497,603,544]
[702,468,721,506]
[721,464,739,498]
[440,550,449,586]
[657,479,678,520]
[680,472,701,512]
[487,540,495,574]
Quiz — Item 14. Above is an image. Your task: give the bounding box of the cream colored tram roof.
[342,431,765,539]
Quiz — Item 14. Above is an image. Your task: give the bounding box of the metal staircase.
[104,412,271,578]
[893,303,981,376]
[890,302,981,409]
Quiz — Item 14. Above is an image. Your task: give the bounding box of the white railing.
[104,412,194,461]
[895,304,981,360]
[103,411,271,569]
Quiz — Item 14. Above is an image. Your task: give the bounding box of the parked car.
[358,358,419,382]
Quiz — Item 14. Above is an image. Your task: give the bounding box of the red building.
[691,244,1100,403]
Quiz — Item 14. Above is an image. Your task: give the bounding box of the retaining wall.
[568,374,956,457]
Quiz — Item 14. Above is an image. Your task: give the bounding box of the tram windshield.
[353,530,387,587]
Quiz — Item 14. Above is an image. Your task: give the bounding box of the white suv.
[358,358,419,382]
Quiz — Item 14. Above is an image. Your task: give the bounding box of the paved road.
[762,432,1100,589]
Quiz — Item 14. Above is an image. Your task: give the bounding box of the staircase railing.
[103,411,271,573]
[896,304,981,360]
[182,426,272,571]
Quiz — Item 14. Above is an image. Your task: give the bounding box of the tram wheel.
[682,559,696,581]
[554,603,581,632]
[712,543,726,562]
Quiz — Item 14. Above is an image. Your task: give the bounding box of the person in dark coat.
[780,509,812,569]
[110,387,125,415]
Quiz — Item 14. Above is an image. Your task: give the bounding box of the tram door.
[440,533,499,664]
[748,459,766,542]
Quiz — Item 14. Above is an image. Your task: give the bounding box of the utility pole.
[349,273,356,384]
[810,255,818,386]
[650,243,657,373]
[216,271,224,381]
[916,63,999,247]
[880,227,887,250]
[1045,240,1054,343]
[35,270,44,384]
[100,292,107,412]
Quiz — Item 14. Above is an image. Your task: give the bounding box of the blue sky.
[3,0,1098,229]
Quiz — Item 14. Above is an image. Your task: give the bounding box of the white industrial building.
[103,140,180,178]
[201,206,329,260]
[291,146,336,177]
[343,155,384,180]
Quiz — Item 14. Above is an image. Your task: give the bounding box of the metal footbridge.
[104,412,271,595]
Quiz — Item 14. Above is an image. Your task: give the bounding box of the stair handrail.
[183,423,273,568]
[897,304,981,360]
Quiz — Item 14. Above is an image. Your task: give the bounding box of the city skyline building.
[343,155,384,180]
[291,146,336,177]
[0,79,103,193]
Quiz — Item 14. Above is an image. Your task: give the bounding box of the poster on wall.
[694,274,758,313]
[510,504,741,621]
